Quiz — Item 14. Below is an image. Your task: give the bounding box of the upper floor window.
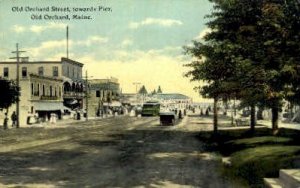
[53,66,58,77]
[50,86,53,97]
[96,90,100,97]
[38,67,44,76]
[37,83,40,96]
[3,67,8,78]
[42,85,45,96]
[31,83,34,96]
[67,66,70,77]
[22,67,27,77]
[59,86,61,97]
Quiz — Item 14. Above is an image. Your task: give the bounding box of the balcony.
[40,96,60,100]
[63,91,85,99]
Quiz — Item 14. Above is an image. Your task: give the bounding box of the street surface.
[0,115,242,188]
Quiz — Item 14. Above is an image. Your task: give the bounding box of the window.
[22,67,27,77]
[3,67,8,77]
[72,68,75,77]
[67,66,70,77]
[59,87,61,97]
[38,67,44,76]
[37,84,40,96]
[53,66,58,77]
[96,90,100,97]
[42,85,45,96]
[31,83,34,96]
[50,86,53,97]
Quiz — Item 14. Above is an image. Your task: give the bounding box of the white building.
[151,93,192,110]
[0,57,84,126]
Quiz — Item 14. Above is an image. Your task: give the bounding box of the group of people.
[3,111,17,129]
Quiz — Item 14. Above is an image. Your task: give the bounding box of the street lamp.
[84,70,93,122]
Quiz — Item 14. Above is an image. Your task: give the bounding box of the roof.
[0,61,61,64]
[153,93,191,100]
[61,57,84,67]
[0,57,84,67]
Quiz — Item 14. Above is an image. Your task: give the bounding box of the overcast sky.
[0,0,213,102]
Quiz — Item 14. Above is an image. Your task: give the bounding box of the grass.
[197,128,300,188]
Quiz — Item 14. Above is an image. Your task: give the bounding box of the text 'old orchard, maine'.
[11,6,112,20]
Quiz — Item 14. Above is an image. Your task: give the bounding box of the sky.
[0,0,214,102]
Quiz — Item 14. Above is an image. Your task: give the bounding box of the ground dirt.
[0,115,245,188]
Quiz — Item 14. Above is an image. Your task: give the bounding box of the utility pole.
[10,43,27,128]
[85,70,88,121]
[133,82,141,104]
[66,26,69,59]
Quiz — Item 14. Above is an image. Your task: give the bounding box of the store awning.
[33,102,65,111]
[66,99,78,105]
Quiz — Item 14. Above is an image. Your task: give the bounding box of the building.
[61,58,85,109]
[120,93,137,105]
[152,93,192,109]
[87,77,121,117]
[0,57,84,125]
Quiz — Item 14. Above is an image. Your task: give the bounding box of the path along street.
[0,115,243,188]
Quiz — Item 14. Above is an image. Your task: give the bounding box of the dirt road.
[0,115,243,188]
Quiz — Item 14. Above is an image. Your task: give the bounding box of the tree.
[0,79,19,110]
[185,41,237,136]
[0,79,20,128]
[157,86,162,94]
[205,0,268,134]
[258,0,300,134]
[186,0,300,135]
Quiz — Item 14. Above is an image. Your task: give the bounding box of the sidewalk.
[188,113,300,131]
[258,120,300,131]
[20,114,119,129]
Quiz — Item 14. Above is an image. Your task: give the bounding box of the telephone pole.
[10,43,27,128]
[85,70,88,121]
[84,71,93,121]
[133,82,141,103]
[66,26,69,59]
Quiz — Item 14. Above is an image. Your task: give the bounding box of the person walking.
[11,111,17,127]
[3,113,8,130]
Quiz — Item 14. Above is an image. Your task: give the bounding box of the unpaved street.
[0,116,242,188]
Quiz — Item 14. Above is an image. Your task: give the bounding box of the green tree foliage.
[0,79,19,111]
[185,0,300,135]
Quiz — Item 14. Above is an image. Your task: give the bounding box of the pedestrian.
[11,111,17,127]
[178,110,183,119]
[205,108,209,116]
[50,113,57,124]
[3,113,8,130]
